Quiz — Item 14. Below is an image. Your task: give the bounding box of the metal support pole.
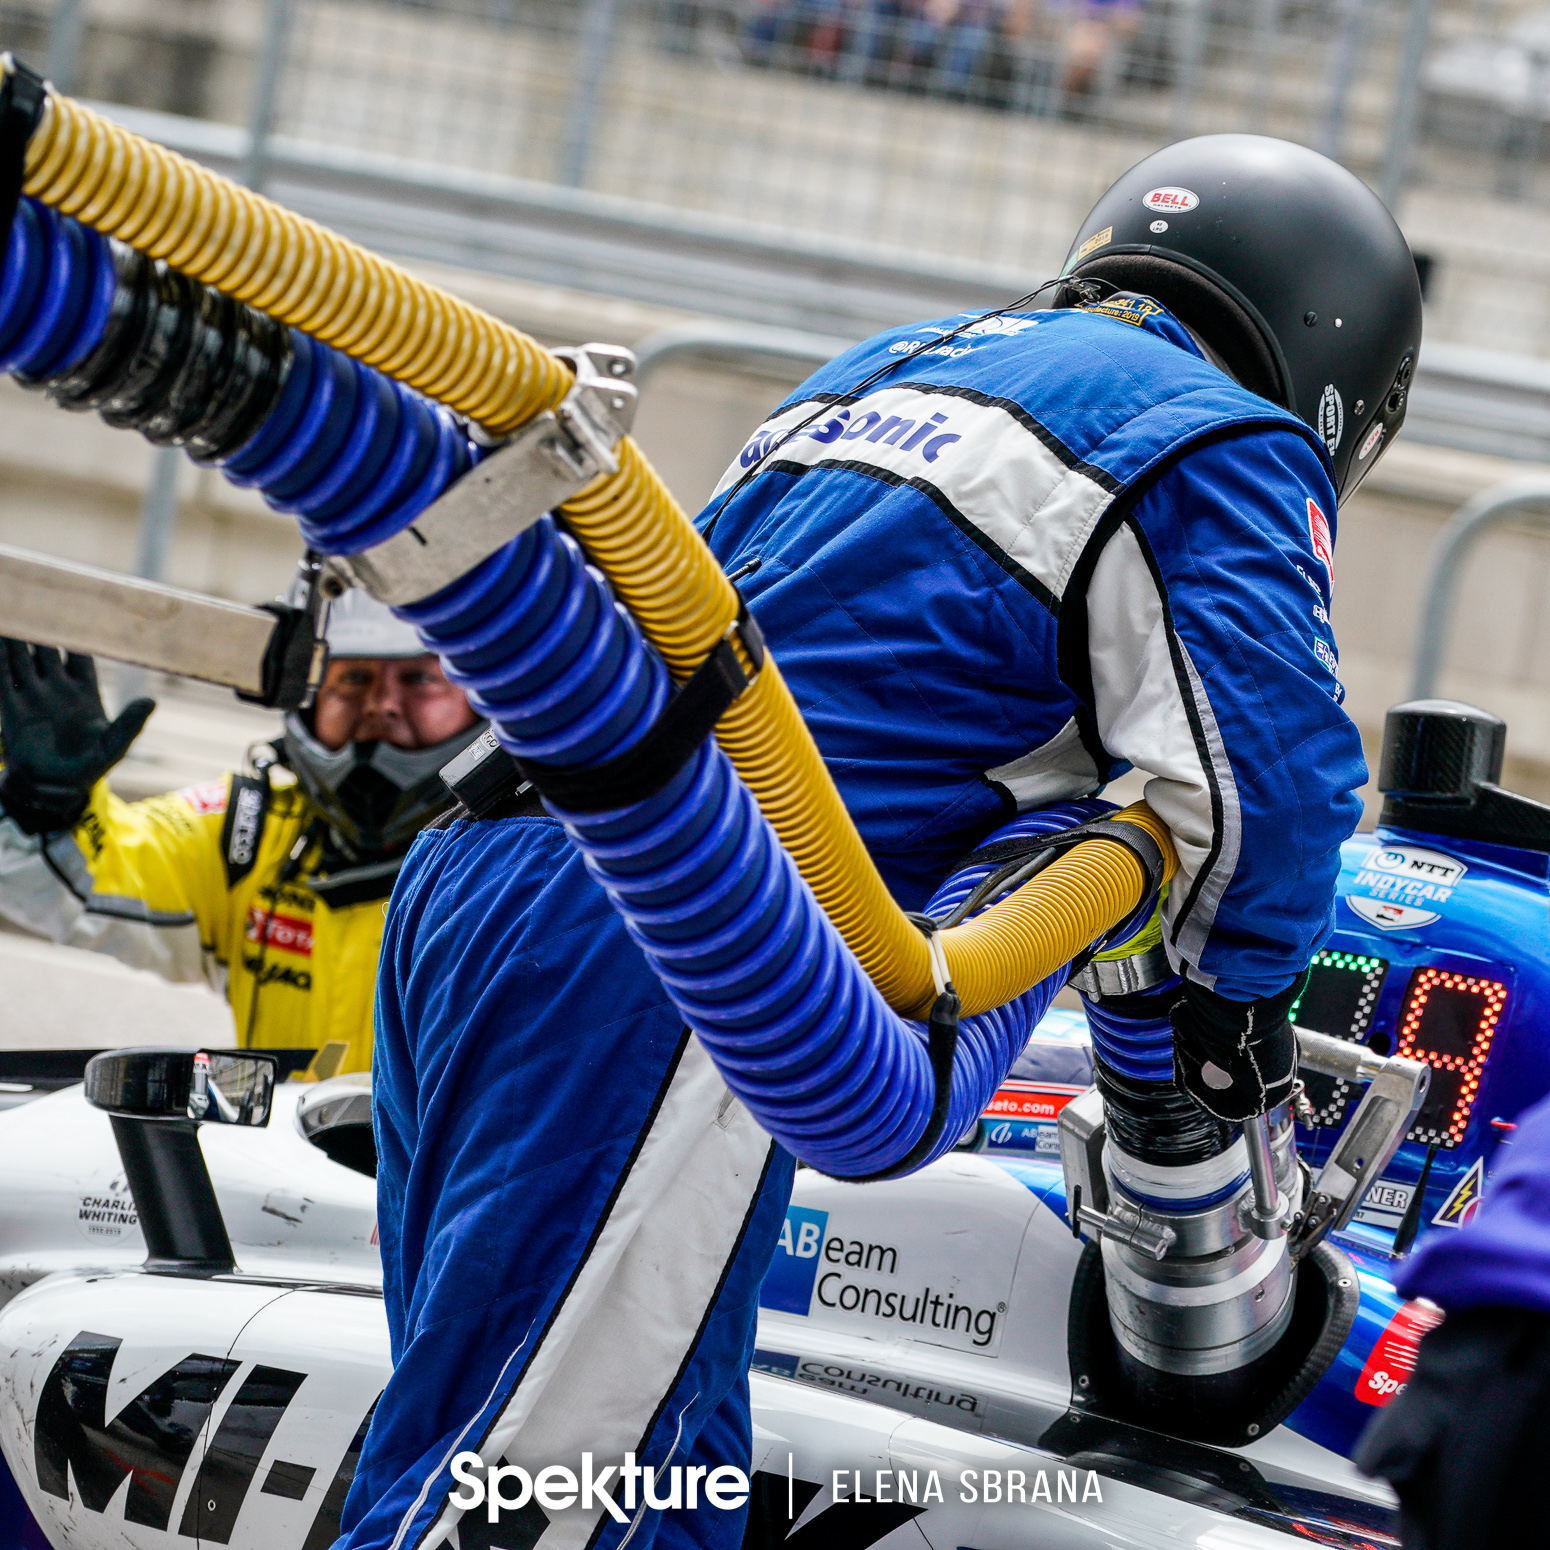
[1380,0,1436,210]
[559,0,619,189]
[134,447,182,584]
[1409,478,1550,699]
[242,0,294,196]
[1319,0,1367,162]
[131,0,292,592]
[46,0,88,96]
[1169,0,1207,142]
[633,321,853,390]
[1250,0,1281,132]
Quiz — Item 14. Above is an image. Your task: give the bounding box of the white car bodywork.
[0,1081,378,1302]
[0,1079,1395,1550]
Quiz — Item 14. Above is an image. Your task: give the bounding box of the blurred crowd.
[739,0,1143,108]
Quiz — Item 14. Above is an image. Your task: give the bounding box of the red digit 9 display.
[1394,967,1509,1148]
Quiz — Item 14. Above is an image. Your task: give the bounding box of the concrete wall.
[3,259,1548,822]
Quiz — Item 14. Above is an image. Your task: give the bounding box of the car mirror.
[84,1048,277,1127]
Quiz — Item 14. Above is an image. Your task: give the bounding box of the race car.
[0,698,1545,1550]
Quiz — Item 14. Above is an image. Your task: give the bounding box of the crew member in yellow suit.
[0,591,482,1071]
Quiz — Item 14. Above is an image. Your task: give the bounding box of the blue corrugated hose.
[1083,989,1180,1083]
[0,198,115,378]
[4,198,1145,1177]
[399,509,1112,1174]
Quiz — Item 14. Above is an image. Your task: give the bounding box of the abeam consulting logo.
[760,1205,829,1314]
[759,1207,1005,1349]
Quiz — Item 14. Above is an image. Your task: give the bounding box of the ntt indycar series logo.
[760,1206,1004,1350]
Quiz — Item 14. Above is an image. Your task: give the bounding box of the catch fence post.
[560,0,620,189]
[1380,0,1436,210]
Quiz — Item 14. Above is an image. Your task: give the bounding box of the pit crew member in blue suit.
[339,134,1423,1550]
[1359,1091,1550,1549]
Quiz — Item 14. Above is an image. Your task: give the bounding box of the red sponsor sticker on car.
[983,1082,1085,1122]
[1308,496,1334,580]
[245,906,314,957]
[178,779,229,816]
[1355,1299,1445,1406]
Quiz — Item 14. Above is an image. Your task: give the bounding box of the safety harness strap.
[438,601,765,822]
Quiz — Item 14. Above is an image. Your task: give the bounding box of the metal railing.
[633,320,851,387]
[1410,478,1550,700]
[19,0,1550,359]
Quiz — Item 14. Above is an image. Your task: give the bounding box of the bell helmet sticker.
[1307,496,1334,579]
[1318,383,1344,455]
[1142,186,1199,213]
[1358,421,1385,461]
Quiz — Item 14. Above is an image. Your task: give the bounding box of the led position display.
[1396,967,1508,1148]
[1291,950,1388,1129]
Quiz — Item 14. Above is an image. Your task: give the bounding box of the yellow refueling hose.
[9,66,1177,1019]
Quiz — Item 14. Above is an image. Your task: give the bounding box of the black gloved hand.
[1356,1307,1550,1550]
[0,640,154,834]
[1169,974,1302,1123]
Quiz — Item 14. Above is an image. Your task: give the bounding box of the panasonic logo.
[739,408,962,469]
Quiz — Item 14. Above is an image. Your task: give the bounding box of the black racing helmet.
[1059,134,1423,502]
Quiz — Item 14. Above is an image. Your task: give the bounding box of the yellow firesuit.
[0,767,385,1071]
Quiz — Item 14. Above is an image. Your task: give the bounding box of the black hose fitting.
[24,241,290,462]
[1094,1057,1236,1167]
[1,60,47,252]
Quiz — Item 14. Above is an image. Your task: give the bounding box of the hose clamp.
[329,343,639,607]
[1069,942,1173,999]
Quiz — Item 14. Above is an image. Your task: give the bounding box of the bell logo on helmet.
[1358,421,1385,462]
[1142,186,1199,213]
[1317,383,1344,456]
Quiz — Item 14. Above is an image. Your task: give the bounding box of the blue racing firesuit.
[1396,1091,1550,1314]
[340,296,1367,1550]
